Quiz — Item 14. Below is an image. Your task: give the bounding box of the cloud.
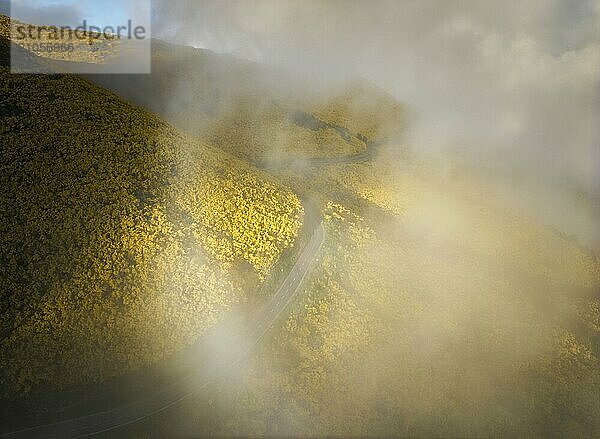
[151,0,600,248]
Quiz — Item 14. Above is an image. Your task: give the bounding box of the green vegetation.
[242,165,600,437]
[0,32,302,398]
[205,97,367,163]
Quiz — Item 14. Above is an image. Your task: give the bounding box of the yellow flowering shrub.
[0,37,302,397]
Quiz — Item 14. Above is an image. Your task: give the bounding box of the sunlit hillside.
[0,34,302,398]
[309,79,405,141]
[133,153,600,438]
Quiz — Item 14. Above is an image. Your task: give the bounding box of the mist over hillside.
[1,2,599,438]
[152,0,600,251]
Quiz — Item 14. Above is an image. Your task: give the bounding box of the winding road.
[2,223,325,438]
[2,118,379,438]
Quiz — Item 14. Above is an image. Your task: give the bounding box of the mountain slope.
[0,35,302,398]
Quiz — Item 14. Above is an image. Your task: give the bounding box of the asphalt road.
[2,222,325,438]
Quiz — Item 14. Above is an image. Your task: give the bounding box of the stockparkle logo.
[10,0,151,74]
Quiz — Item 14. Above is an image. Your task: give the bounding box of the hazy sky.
[151,2,599,151]
[5,0,149,28]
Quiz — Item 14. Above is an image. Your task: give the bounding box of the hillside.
[133,154,600,438]
[82,40,403,164]
[0,34,302,398]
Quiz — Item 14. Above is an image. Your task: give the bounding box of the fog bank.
[153,0,600,249]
